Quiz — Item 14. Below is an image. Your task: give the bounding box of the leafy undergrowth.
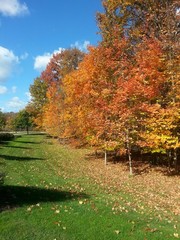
[0,134,179,240]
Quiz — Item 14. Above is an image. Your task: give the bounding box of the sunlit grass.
[0,134,179,240]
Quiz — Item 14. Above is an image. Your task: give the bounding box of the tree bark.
[105,149,107,165]
[126,129,133,175]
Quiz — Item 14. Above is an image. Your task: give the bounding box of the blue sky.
[0,0,103,112]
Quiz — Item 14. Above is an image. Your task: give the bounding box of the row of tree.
[28,0,179,173]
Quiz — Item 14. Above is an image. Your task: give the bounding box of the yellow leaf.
[174,233,179,238]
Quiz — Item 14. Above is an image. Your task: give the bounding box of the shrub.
[0,133,15,142]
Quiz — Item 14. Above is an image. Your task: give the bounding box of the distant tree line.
[0,109,34,134]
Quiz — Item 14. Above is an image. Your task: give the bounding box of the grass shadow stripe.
[0,154,45,161]
[0,185,89,212]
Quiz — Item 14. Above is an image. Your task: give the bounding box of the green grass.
[0,134,179,240]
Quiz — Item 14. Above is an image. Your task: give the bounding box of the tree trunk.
[126,129,133,175]
[127,143,133,175]
[167,150,172,172]
[105,149,107,165]
[173,149,178,173]
[26,126,29,135]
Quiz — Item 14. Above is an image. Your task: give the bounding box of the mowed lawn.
[0,134,179,240]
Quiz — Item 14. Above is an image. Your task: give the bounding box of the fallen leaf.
[27,207,31,212]
[174,233,179,238]
[145,228,158,232]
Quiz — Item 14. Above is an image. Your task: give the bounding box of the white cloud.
[34,53,52,72]
[7,96,26,111]
[25,91,32,101]
[0,46,19,82]
[0,0,29,17]
[0,85,7,94]
[12,86,17,93]
[71,40,90,52]
[34,48,64,72]
[34,42,90,73]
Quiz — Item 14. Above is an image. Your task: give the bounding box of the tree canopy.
[28,0,180,173]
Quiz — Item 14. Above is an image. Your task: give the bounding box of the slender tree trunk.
[126,129,133,175]
[173,149,178,173]
[168,149,172,172]
[105,149,107,165]
[127,143,133,175]
[26,126,29,135]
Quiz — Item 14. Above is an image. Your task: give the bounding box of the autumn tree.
[96,0,180,172]
[3,112,17,131]
[41,48,85,85]
[28,0,179,173]
[63,25,170,174]
[0,110,6,131]
[40,48,85,137]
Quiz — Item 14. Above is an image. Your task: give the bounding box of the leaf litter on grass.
[45,140,180,233]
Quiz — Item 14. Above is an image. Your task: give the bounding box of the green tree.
[29,77,48,110]
[29,77,48,129]
[0,110,6,131]
[14,110,33,134]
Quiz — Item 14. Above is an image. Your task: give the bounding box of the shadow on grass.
[0,141,11,146]
[28,133,46,136]
[0,154,45,161]
[15,141,40,144]
[2,146,32,150]
[0,185,88,212]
